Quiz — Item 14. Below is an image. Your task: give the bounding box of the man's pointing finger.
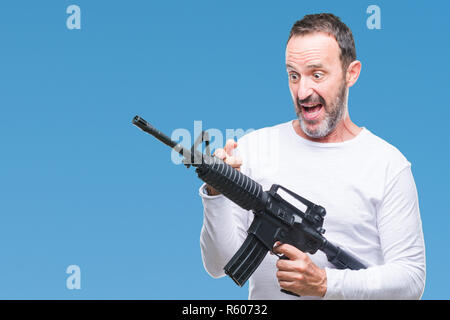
[274,243,307,261]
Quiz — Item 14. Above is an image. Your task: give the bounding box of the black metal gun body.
[133,116,366,292]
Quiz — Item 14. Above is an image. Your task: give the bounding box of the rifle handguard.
[196,157,267,212]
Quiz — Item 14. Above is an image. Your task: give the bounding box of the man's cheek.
[288,86,296,102]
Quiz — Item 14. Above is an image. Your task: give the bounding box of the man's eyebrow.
[306,63,324,69]
[286,63,325,70]
[286,64,297,70]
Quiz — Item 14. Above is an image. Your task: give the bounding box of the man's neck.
[292,116,363,143]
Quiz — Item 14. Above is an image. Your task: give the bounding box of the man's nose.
[297,77,314,101]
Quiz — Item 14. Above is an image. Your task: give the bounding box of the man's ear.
[346,60,362,88]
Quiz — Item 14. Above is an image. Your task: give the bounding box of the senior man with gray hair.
[199,13,426,300]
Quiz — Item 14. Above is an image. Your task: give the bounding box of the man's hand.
[274,243,327,297]
[205,139,242,196]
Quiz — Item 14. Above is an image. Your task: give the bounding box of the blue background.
[0,0,448,299]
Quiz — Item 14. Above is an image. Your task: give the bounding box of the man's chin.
[299,118,329,139]
[303,129,327,139]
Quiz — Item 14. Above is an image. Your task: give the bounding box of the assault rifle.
[132,115,366,296]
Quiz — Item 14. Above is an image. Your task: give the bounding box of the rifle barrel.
[132,115,192,159]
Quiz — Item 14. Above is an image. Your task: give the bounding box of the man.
[199,13,426,299]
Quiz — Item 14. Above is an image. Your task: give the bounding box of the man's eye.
[313,72,323,79]
[289,73,299,81]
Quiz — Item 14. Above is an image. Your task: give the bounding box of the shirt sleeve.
[324,165,426,299]
[199,184,250,278]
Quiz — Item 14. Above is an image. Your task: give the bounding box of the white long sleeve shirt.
[199,120,426,300]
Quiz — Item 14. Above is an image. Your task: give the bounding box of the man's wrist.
[205,185,221,196]
[318,268,327,297]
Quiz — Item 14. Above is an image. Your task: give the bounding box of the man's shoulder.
[362,128,411,174]
[363,129,407,157]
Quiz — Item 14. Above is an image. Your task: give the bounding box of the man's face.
[286,32,348,139]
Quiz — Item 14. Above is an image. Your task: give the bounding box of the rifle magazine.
[223,234,268,287]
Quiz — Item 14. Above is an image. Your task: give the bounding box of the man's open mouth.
[301,103,323,120]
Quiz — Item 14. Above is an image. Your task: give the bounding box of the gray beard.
[296,83,348,139]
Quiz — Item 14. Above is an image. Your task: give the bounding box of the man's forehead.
[285,32,340,68]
